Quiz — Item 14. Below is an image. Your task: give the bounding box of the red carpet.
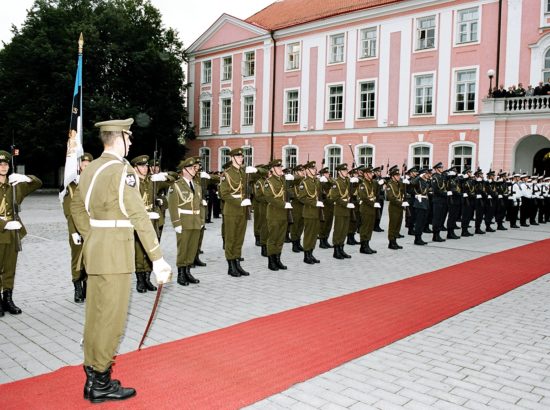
[2,239,550,409]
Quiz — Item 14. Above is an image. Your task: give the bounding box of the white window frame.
[326,82,345,122]
[454,6,481,46]
[220,97,232,129]
[356,79,377,120]
[451,66,479,115]
[411,71,436,117]
[327,33,346,65]
[282,145,299,169]
[284,88,300,124]
[198,147,211,172]
[544,48,550,83]
[358,26,378,59]
[242,146,254,167]
[547,0,550,13]
[448,141,476,173]
[285,42,301,71]
[324,144,343,177]
[218,146,231,171]
[355,144,375,168]
[409,143,433,169]
[243,51,256,78]
[201,60,212,84]
[242,94,255,127]
[200,100,211,130]
[415,15,437,52]
[221,56,232,82]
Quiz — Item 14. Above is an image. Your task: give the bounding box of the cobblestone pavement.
[1,193,549,409]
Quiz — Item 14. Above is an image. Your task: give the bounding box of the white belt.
[90,219,133,228]
[231,194,241,199]
[179,209,200,215]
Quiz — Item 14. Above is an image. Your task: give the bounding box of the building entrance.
[513,134,550,174]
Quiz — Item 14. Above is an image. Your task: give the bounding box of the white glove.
[374,202,381,208]
[402,201,410,207]
[378,179,385,185]
[152,257,172,284]
[349,177,359,183]
[463,193,468,198]
[202,199,207,206]
[402,178,410,185]
[75,175,80,185]
[71,233,82,245]
[346,203,355,209]
[5,221,22,230]
[498,195,503,199]
[241,198,252,207]
[174,226,182,234]
[316,201,324,207]
[284,202,293,209]
[150,172,168,182]
[245,166,257,174]
[200,171,211,179]
[148,211,160,220]
[476,194,482,199]
[8,173,31,185]
[448,171,456,176]
[319,176,328,183]
[447,191,452,196]
[284,174,294,181]
[156,198,164,206]
[476,178,482,182]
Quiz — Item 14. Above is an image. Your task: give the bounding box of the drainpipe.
[495,0,503,88]
[269,31,277,161]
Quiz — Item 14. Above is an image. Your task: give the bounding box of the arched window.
[355,144,374,167]
[282,145,298,169]
[325,145,342,177]
[242,146,253,166]
[544,48,550,83]
[219,147,231,171]
[449,142,476,173]
[198,147,210,172]
[410,143,432,169]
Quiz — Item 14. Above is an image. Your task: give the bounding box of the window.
[414,74,434,115]
[327,85,344,121]
[202,60,212,84]
[283,146,298,169]
[221,98,231,128]
[455,69,477,112]
[357,145,374,168]
[219,147,231,170]
[412,145,431,169]
[200,100,211,129]
[243,95,254,126]
[199,147,211,172]
[329,33,345,64]
[416,16,436,50]
[286,42,300,70]
[242,146,253,167]
[452,145,473,173]
[243,51,255,77]
[456,7,479,44]
[359,27,377,58]
[222,56,232,81]
[285,90,299,123]
[358,81,376,119]
[544,48,550,82]
[547,0,550,13]
[326,146,342,177]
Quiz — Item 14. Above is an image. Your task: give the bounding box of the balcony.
[480,96,550,116]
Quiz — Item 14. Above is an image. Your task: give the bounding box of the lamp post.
[487,69,495,97]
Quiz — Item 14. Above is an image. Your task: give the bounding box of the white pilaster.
[262,40,272,133]
[478,118,495,171]
[300,39,312,131]
[504,0,522,87]
[345,29,357,128]
[436,11,452,124]
[398,19,412,126]
[315,40,327,130]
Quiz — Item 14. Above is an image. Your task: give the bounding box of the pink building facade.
[186,0,550,176]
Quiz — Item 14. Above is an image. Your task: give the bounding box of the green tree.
[0,0,191,185]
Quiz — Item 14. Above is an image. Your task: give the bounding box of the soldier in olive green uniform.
[168,157,202,286]
[264,159,290,271]
[386,167,408,250]
[193,157,209,267]
[252,164,266,246]
[71,118,172,403]
[289,165,305,252]
[328,163,354,259]
[148,158,169,239]
[253,166,270,257]
[297,161,324,264]
[357,166,378,254]
[62,152,93,303]
[0,150,42,316]
[346,168,361,245]
[318,167,334,248]
[219,148,256,277]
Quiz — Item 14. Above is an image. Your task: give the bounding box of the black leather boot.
[423,226,433,233]
[485,225,496,232]
[185,266,200,284]
[268,255,279,271]
[144,272,158,291]
[88,367,136,403]
[235,259,250,276]
[333,246,344,259]
[462,228,473,237]
[261,244,268,257]
[395,240,403,249]
[340,245,351,258]
[447,230,460,240]
[177,267,190,285]
[497,223,508,231]
[346,233,357,245]
[310,251,320,263]
[292,240,302,253]
[366,241,377,253]
[303,250,315,264]
[227,260,240,277]
[388,239,399,250]
[360,241,374,254]
[319,238,332,248]
[275,254,287,270]
[73,280,85,303]
[475,227,486,234]
[84,366,120,400]
[2,290,22,314]
[255,235,261,246]
[432,232,446,242]
[414,235,427,245]
[193,254,206,267]
[135,272,147,293]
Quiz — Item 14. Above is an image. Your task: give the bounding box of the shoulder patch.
[126,174,136,187]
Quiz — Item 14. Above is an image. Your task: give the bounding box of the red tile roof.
[246,0,404,31]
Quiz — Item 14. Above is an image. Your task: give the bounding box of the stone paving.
[1,193,549,409]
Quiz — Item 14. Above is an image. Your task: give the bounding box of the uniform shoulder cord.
[266,178,285,198]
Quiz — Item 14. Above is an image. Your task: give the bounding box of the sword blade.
[138,282,164,351]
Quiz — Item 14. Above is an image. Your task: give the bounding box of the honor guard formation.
[1,118,549,403]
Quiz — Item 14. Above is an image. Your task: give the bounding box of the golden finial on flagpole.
[78,33,84,54]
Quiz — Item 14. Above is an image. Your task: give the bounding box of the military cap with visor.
[0,150,12,163]
[303,161,317,169]
[389,167,400,177]
[80,152,94,162]
[228,148,243,157]
[131,155,150,166]
[94,118,134,133]
[433,162,444,169]
[269,159,283,169]
[178,157,197,169]
[319,167,330,174]
[335,163,348,171]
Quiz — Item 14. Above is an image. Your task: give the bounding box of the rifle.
[244,168,251,221]
[401,158,411,217]
[347,144,357,222]
[284,169,294,225]
[151,140,160,239]
[318,159,325,222]
[10,141,22,252]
